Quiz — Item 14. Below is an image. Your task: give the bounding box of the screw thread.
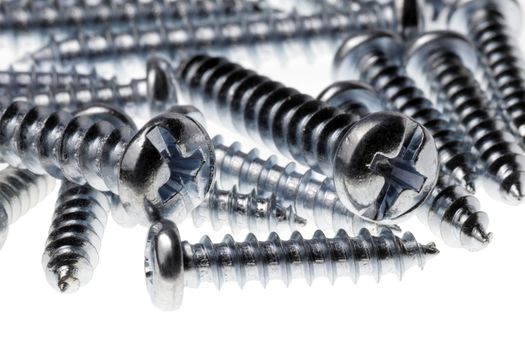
[42,182,111,293]
[0,99,136,193]
[356,51,478,190]
[178,55,360,175]
[212,136,384,233]
[424,50,525,203]
[0,167,56,249]
[182,228,438,289]
[1,0,264,30]
[465,6,525,146]
[192,183,306,235]
[29,6,388,63]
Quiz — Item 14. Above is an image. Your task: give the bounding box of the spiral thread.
[42,182,111,293]
[0,99,136,193]
[465,5,525,146]
[354,50,478,190]
[1,0,265,30]
[178,55,360,174]
[182,228,438,289]
[424,49,525,203]
[192,183,306,235]
[29,6,389,63]
[212,136,387,233]
[0,167,56,250]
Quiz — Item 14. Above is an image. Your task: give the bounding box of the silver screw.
[42,181,111,293]
[0,101,215,224]
[332,30,479,192]
[144,219,439,310]
[319,80,492,251]
[212,136,396,234]
[0,166,56,250]
[176,54,439,223]
[192,184,306,235]
[405,30,525,204]
[446,0,525,148]
[27,5,393,64]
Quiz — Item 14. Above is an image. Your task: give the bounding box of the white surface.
[0,13,524,350]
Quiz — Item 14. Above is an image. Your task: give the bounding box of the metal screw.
[144,219,439,310]
[192,183,306,235]
[27,5,393,64]
[446,0,525,148]
[212,136,397,234]
[332,30,479,192]
[405,30,525,204]
[0,166,56,250]
[176,54,439,223]
[0,101,215,224]
[319,80,492,250]
[42,181,111,293]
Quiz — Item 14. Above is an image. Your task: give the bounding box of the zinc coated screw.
[176,54,439,223]
[446,0,525,148]
[42,181,111,293]
[144,219,439,310]
[212,136,395,234]
[27,5,392,64]
[192,184,306,235]
[0,167,56,250]
[333,30,479,192]
[319,80,492,250]
[405,30,525,204]
[0,100,215,225]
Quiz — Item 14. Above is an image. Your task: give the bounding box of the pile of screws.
[0,0,522,311]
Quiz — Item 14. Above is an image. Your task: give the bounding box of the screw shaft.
[42,181,111,293]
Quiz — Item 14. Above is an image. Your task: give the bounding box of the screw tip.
[507,182,525,203]
[57,275,80,293]
[421,242,440,258]
[464,225,493,252]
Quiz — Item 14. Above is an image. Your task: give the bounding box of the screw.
[192,183,306,235]
[27,5,393,64]
[0,100,215,224]
[405,30,525,204]
[0,166,56,250]
[333,30,479,192]
[446,0,525,148]
[42,181,111,293]
[176,54,439,223]
[1,0,266,32]
[212,135,398,234]
[144,219,439,310]
[320,80,492,250]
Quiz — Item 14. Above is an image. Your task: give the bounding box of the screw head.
[392,0,426,40]
[447,0,521,33]
[145,220,184,311]
[147,56,178,110]
[317,80,383,115]
[333,112,439,223]
[119,108,215,225]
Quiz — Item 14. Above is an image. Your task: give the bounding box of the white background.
[0,4,523,350]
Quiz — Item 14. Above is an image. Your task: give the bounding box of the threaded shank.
[357,51,478,189]
[425,50,525,203]
[179,56,360,175]
[0,167,56,249]
[182,228,438,289]
[42,182,111,293]
[0,99,135,193]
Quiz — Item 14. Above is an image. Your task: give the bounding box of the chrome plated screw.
[28,5,392,63]
[176,54,439,223]
[192,183,306,235]
[42,181,111,293]
[446,0,525,147]
[320,80,492,250]
[406,31,525,204]
[333,30,479,192]
[0,167,56,250]
[144,219,439,310]
[0,101,215,224]
[212,136,395,234]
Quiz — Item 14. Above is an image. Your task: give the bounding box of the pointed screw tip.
[57,275,80,293]
[508,182,525,203]
[466,226,493,252]
[422,242,440,258]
